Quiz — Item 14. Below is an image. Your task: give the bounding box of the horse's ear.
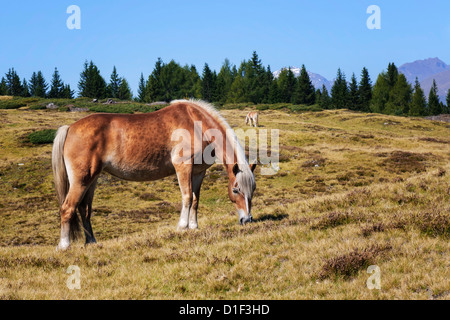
[249,161,257,173]
[232,163,240,176]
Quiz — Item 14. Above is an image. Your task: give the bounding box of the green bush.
[89,103,161,114]
[29,103,47,110]
[27,129,57,144]
[0,100,27,109]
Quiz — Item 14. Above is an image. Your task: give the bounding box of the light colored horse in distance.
[52,99,256,250]
[245,111,259,127]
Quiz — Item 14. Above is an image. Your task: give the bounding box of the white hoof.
[188,223,198,230]
[177,223,188,231]
[56,239,70,251]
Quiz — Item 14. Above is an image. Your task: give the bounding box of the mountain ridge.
[273,57,450,101]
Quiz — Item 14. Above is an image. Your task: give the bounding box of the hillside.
[0,106,449,299]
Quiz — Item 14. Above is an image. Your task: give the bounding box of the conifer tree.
[201,63,215,102]
[29,71,48,97]
[117,78,132,100]
[157,60,192,101]
[330,68,348,109]
[228,68,246,103]
[137,73,147,102]
[5,68,23,96]
[358,67,372,112]
[107,66,121,98]
[409,78,427,116]
[145,58,164,102]
[439,102,446,115]
[0,77,7,95]
[60,84,74,99]
[247,51,266,104]
[348,73,359,110]
[277,68,296,103]
[267,77,280,104]
[216,59,235,104]
[185,65,202,99]
[370,72,390,113]
[384,73,412,115]
[78,61,107,99]
[386,63,398,88]
[318,84,331,109]
[21,78,30,97]
[48,67,64,98]
[315,88,321,104]
[261,65,274,103]
[428,79,442,115]
[294,65,315,105]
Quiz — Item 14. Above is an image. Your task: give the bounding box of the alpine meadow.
[0,1,449,302]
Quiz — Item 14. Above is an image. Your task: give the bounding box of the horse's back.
[63,103,205,181]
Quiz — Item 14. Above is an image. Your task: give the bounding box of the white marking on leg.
[177,198,190,230]
[57,222,70,250]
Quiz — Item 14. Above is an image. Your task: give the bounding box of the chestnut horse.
[245,111,259,127]
[52,99,256,250]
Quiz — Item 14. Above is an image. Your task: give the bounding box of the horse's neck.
[200,111,246,178]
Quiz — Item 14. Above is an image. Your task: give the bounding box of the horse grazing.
[245,111,259,127]
[52,99,256,250]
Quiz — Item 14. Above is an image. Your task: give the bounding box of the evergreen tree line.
[0,68,74,99]
[1,53,449,116]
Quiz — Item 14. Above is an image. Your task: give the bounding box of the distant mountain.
[399,58,450,101]
[398,57,450,83]
[273,67,333,92]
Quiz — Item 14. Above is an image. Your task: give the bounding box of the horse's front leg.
[188,170,206,229]
[175,166,193,231]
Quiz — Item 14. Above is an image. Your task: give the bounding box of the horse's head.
[228,162,256,225]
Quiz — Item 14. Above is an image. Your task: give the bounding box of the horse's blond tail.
[52,125,70,205]
[52,125,81,240]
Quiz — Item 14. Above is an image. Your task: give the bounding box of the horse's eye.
[232,188,239,194]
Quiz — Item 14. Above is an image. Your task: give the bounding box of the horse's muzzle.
[240,216,253,225]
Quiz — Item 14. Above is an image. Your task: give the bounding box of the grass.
[0,104,449,299]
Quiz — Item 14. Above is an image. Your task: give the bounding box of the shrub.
[311,211,354,230]
[89,103,159,114]
[29,103,47,110]
[27,129,57,144]
[0,100,27,109]
[414,209,449,238]
[318,244,392,279]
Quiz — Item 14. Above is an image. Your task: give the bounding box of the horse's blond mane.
[171,98,232,129]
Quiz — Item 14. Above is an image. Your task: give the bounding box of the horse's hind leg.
[78,179,98,245]
[57,183,89,251]
[175,165,193,231]
[58,158,101,251]
[188,170,206,229]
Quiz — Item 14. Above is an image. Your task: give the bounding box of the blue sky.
[1,0,449,95]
